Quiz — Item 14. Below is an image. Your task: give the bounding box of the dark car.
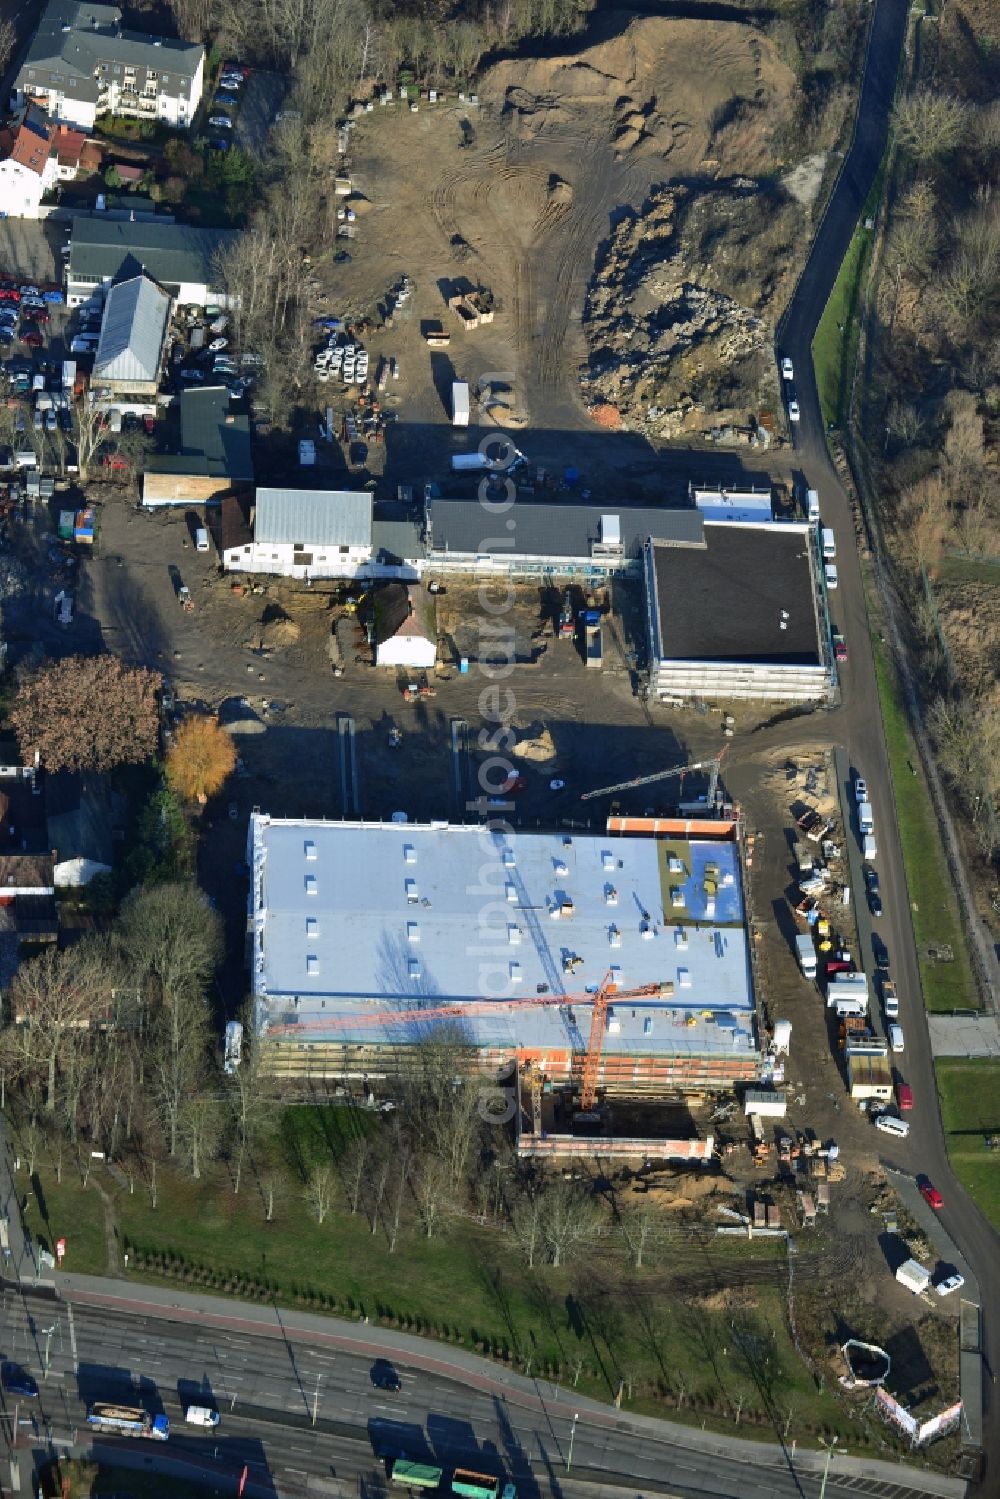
[370,1360,401,1392]
[20,327,43,347]
[872,933,889,971]
[2,1363,39,1398]
[865,868,882,918]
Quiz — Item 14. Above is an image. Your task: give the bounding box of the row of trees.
[876,37,1000,868]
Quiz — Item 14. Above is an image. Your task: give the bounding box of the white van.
[863,833,877,861]
[858,801,874,834]
[889,1023,905,1053]
[875,1113,909,1138]
[822,527,836,560]
[806,488,820,522]
[184,1405,220,1428]
[108,408,122,434]
[195,526,210,553]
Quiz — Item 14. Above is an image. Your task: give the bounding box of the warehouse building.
[425,495,703,579]
[91,273,169,403]
[66,217,238,309]
[644,520,833,703]
[143,386,252,507]
[222,488,374,579]
[247,814,761,1095]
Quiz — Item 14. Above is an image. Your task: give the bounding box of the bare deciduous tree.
[542,1180,599,1267]
[892,86,970,162]
[305,1162,336,1225]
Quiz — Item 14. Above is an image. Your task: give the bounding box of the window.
[339,546,349,555]
[293,542,305,552]
[306,917,318,937]
[306,955,319,976]
[147,70,157,81]
[112,64,121,74]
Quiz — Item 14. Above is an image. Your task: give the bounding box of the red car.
[833,631,847,663]
[142,414,155,435]
[897,1082,914,1111]
[20,328,43,347]
[0,288,21,303]
[920,1181,943,1210]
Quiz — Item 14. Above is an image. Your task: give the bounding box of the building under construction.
[247,812,762,1100]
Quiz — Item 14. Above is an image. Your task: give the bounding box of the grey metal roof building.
[645,522,834,703]
[247,814,760,1091]
[93,274,169,391]
[68,218,238,305]
[426,495,704,577]
[255,489,373,548]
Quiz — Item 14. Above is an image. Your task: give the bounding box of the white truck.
[896,1259,930,1296]
[452,381,470,427]
[795,933,817,980]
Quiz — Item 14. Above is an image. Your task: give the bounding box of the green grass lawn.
[19,1170,109,1276]
[812,165,886,430]
[935,555,1000,585]
[813,229,869,429]
[935,1059,1000,1229]
[13,1105,868,1440]
[871,636,978,1010]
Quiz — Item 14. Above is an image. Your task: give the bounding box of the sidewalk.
[0,1109,54,1290]
[55,1269,966,1498]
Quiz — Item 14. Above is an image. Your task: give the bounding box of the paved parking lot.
[233,69,286,154]
[0,218,64,283]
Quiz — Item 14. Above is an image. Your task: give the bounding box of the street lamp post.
[818,1435,839,1499]
[311,1373,323,1427]
[42,1323,57,1381]
[566,1412,579,1471]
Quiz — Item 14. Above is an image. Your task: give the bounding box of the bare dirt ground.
[323,8,807,465]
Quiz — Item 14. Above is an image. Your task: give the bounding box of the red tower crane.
[266,969,671,1110]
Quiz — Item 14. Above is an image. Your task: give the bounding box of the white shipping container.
[452,381,470,426]
[896,1258,930,1295]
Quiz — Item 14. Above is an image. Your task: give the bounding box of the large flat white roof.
[249,817,756,1055]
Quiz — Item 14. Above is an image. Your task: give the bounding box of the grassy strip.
[812,167,886,430]
[871,636,978,1010]
[11,1126,865,1440]
[935,555,1000,585]
[935,1059,1000,1230]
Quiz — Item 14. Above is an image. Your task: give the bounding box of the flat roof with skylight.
[248,817,757,1059]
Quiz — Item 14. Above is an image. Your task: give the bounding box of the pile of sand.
[245,616,301,651]
[513,728,557,763]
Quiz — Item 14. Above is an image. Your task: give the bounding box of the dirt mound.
[483,14,796,172]
[246,614,301,650]
[512,728,558,763]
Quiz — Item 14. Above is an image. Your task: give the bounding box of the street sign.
[56,1238,66,1262]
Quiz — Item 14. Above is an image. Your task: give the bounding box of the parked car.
[1,1363,38,1398]
[179,367,206,382]
[897,1082,914,1111]
[788,399,800,422]
[874,1113,909,1138]
[209,338,228,351]
[208,139,231,153]
[854,775,867,803]
[20,327,43,347]
[781,356,793,380]
[45,408,56,431]
[824,563,838,589]
[208,115,233,129]
[935,1273,964,1297]
[865,868,882,917]
[143,414,156,435]
[919,1179,943,1210]
[19,284,40,298]
[832,630,847,662]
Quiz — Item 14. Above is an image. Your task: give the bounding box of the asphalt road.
[0,1285,965,1499]
[775,0,998,1481]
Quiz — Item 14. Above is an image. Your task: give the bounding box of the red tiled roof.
[5,106,53,177]
[54,125,88,167]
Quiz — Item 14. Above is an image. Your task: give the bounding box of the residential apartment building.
[13,0,203,133]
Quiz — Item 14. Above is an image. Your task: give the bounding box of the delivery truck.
[87,1404,169,1440]
[452,381,470,427]
[795,933,817,980]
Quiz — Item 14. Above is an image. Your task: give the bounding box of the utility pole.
[818,1435,840,1499]
[566,1412,579,1471]
[42,1323,57,1380]
[311,1372,323,1427]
